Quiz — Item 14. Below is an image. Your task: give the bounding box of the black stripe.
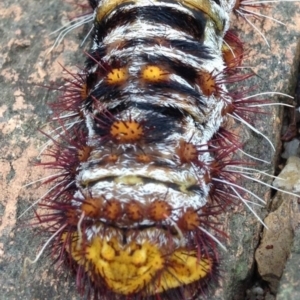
[95,6,206,42]
[133,102,185,120]
[144,81,206,107]
[142,112,184,143]
[88,76,206,111]
[211,0,221,5]
[168,39,211,57]
[85,37,211,70]
[85,45,107,69]
[120,37,212,61]
[86,84,124,110]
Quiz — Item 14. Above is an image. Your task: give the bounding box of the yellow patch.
[110,120,144,143]
[96,0,134,22]
[106,67,128,84]
[114,175,144,185]
[67,234,164,294]
[154,250,212,293]
[64,232,213,296]
[141,65,169,82]
[180,0,224,31]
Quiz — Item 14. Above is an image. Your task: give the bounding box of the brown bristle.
[148,200,172,221]
[222,31,244,69]
[203,171,212,185]
[81,197,104,218]
[65,209,80,226]
[221,103,235,116]
[110,120,144,143]
[233,0,241,10]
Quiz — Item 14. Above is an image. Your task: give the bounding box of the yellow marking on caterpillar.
[64,233,213,295]
[106,67,128,84]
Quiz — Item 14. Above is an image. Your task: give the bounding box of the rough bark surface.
[0,1,299,300]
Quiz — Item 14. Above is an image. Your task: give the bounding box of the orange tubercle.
[103,199,122,221]
[148,200,172,221]
[141,65,169,82]
[110,120,144,143]
[106,154,119,163]
[176,140,198,164]
[136,154,151,164]
[198,71,218,97]
[80,83,89,99]
[125,201,144,222]
[178,208,201,231]
[81,197,103,218]
[77,146,93,162]
[106,67,128,84]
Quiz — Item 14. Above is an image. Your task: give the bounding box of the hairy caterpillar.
[1,0,298,299]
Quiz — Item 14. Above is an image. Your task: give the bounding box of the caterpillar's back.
[20,0,300,299]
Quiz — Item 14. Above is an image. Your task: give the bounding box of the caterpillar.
[1,0,297,299]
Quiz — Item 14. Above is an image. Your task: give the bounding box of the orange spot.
[80,83,89,99]
[81,197,103,218]
[125,201,144,222]
[103,200,122,221]
[110,120,144,143]
[141,65,169,82]
[198,71,218,97]
[176,140,198,164]
[107,67,128,84]
[177,209,200,231]
[106,154,119,163]
[136,154,151,164]
[78,146,92,162]
[148,200,172,221]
